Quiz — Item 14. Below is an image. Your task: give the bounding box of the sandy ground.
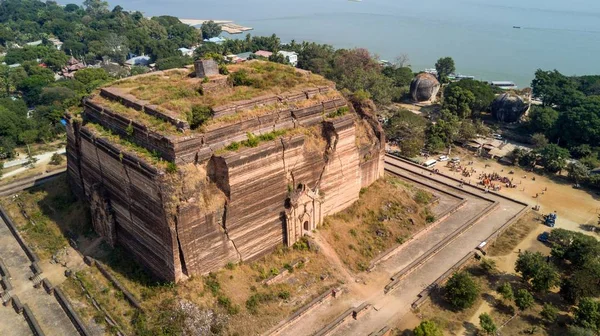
[433,148,600,236]
[407,147,599,335]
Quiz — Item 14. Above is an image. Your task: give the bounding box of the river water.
[80,0,600,87]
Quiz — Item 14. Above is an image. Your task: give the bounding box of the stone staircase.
[1,290,11,305]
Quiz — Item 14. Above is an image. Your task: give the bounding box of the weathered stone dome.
[491,93,527,123]
[410,73,441,102]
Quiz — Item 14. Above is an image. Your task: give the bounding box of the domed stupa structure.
[491,93,528,123]
[410,73,441,103]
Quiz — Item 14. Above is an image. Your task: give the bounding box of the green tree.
[457,119,478,142]
[74,68,110,86]
[155,56,192,70]
[0,137,16,159]
[531,133,549,149]
[443,85,475,118]
[531,69,583,109]
[566,326,597,336]
[426,109,460,151]
[538,143,570,173]
[201,20,222,39]
[479,312,497,335]
[531,263,560,293]
[382,66,414,87]
[515,289,534,312]
[413,320,443,336]
[568,161,590,185]
[561,261,600,304]
[384,109,427,157]
[575,298,600,331]
[83,0,109,16]
[444,271,480,310]
[528,106,559,134]
[497,282,514,302]
[515,251,545,282]
[555,97,600,148]
[541,303,559,323]
[445,79,495,115]
[435,57,455,83]
[570,144,593,159]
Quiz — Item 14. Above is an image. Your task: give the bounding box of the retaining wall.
[265,287,343,336]
[313,303,372,336]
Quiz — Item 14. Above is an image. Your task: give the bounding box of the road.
[1,148,66,180]
[276,155,527,336]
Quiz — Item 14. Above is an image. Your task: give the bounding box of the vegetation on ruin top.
[89,95,180,135]
[103,61,334,131]
[84,122,172,170]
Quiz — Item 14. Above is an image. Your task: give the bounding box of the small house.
[278,51,298,66]
[48,37,63,50]
[178,47,194,57]
[125,55,151,67]
[235,52,253,62]
[254,50,273,58]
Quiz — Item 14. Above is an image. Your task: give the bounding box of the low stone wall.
[411,251,477,310]
[23,304,46,336]
[368,326,393,336]
[479,206,531,253]
[313,302,372,336]
[0,206,40,264]
[211,86,333,119]
[385,154,530,207]
[265,287,343,336]
[84,257,142,310]
[262,258,308,285]
[382,167,501,293]
[54,287,92,336]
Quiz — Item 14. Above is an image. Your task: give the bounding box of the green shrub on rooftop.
[187,105,214,129]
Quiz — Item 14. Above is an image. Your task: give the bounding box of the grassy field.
[487,211,539,257]
[320,174,434,272]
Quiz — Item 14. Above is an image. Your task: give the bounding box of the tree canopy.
[444,271,480,310]
[445,79,495,115]
[435,56,455,83]
[201,20,221,39]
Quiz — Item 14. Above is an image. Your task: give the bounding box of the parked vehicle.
[423,159,437,168]
[439,155,449,162]
[538,231,550,243]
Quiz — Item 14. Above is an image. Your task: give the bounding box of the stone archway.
[303,221,309,231]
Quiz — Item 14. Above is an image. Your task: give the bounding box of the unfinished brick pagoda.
[66,60,384,281]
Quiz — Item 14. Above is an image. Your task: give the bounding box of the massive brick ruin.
[66,60,384,282]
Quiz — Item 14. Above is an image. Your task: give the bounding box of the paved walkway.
[277,156,527,336]
[0,216,78,336]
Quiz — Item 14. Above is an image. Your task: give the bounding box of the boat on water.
[513,26,521,29]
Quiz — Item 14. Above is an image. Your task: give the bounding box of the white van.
[423,159,437,168]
